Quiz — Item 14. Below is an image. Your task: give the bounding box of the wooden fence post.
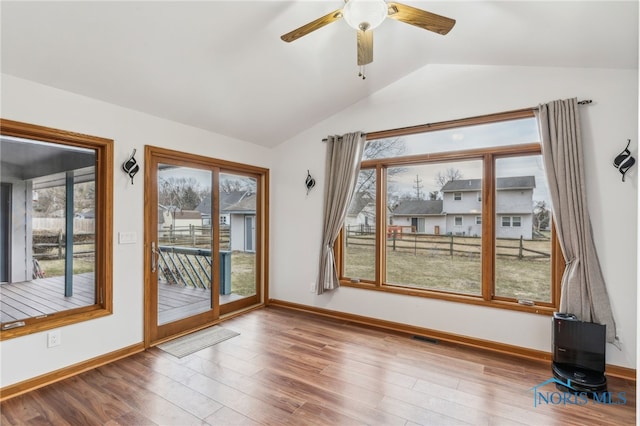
[519,235,524,259]
[345,225,349,247]
[450,234,454,257]
[57,230,63,259]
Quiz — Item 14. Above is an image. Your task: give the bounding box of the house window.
[339,109,562,311]
[0,119,113,339]
[501,216,523,227]
[220,215,228,225]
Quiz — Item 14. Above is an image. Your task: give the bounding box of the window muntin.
[341,110,559,311]
[0,119,113,339]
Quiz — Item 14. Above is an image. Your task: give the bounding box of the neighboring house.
[196,190,257,252]
[391,199,445,235]
[345,192,375,233]
[158,206,203,231]
[390,176,536,239]
[223,192,257,252]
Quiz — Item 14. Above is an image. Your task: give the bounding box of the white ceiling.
[1,1,638,148]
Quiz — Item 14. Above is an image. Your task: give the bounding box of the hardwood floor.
[1,306,635,425]
[0,276,243,325]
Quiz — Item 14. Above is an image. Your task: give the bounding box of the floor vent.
[412,335,438,344]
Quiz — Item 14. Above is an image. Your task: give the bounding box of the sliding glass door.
[144,146,268,345]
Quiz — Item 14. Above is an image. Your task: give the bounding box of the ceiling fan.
[281,0,456,79]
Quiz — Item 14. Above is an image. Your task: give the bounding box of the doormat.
[157,326,240,358]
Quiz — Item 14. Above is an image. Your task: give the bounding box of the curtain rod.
[321,100,593,142]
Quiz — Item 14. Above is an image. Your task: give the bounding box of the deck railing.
[157,245,231,293]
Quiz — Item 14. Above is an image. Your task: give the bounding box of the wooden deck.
[0,273,96,323]
[1,274,244,324]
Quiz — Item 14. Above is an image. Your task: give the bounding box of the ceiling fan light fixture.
[343,0,388,31]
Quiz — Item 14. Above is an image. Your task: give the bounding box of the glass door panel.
[219,173,257,307]
[156,164,213,326]
[145,146,267,345]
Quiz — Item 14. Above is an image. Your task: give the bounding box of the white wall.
[271,64,638,369]
[1,64,636,389]
[0,74,273,387]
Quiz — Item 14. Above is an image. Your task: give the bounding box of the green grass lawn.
[38,257,95,277]
[230,251,257,297]
[345,235,552,302]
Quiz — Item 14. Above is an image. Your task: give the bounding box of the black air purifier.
[552,312,607,394]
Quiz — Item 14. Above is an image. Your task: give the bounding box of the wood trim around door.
[143,145,269,347]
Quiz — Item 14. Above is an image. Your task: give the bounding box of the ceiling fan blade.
[280,8,343,43]
[386,2,456,35]
[357,29,373,66]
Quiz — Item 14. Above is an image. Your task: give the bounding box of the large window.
[339,110,562,312]
[0,119,113,339]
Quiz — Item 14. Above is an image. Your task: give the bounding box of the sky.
[367,117,551,205]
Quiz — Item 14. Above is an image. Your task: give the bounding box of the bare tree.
[435,168,463,190]
[428,191,440,200]
[533,200,550,233]
[32,182,95,217]
[158,177,204,210]
[363,137,406,160]
[220,176,254,194]
[33,186,66,216]
[354,138,407,195]
[352,137,407,221]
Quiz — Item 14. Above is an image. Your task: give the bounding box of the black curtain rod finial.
[578,99,593,105]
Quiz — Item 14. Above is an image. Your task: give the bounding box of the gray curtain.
[317,132,366,294]
[537,98,617,343]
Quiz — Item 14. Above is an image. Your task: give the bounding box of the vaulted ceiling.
[1,1,637,148]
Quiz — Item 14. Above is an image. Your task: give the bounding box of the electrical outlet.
[309,282,315,293]
[47,330,61,348]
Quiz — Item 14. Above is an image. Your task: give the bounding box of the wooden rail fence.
[345,226,550,260]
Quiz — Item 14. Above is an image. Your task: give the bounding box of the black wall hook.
[613,140,635,182]
[122,149,139,184]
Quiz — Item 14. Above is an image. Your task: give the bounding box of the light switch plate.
[118,231,137,244]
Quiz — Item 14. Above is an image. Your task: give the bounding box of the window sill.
[0,307,112,341]
[340,280,556,316]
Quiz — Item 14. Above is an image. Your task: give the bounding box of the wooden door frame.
[143,145,269,347]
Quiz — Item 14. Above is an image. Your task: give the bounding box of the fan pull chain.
[358,65,366,80]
